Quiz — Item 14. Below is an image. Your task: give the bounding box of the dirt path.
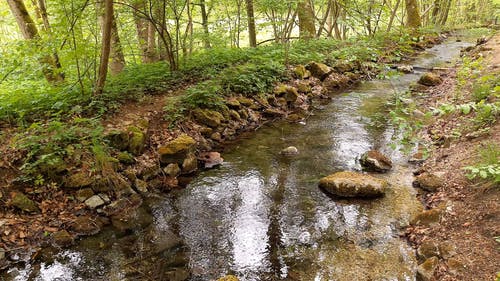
[406,33,500,281]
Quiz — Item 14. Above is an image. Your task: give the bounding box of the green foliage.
[463,143,500,185]
[220,62,286,95]
[12,118,105,182]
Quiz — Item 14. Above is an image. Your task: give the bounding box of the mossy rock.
[416,257,438,281]
[418,72,442,86]
[64,172,94,189]
[117,152,135,164]
[192,108,224,128]
[226,98,241,109]
[236,97,254,107]
[318,171,388,198]
[294,65,310,79]
[10,192,39,213]
[127,126,147,156]
[182,153,198,174]
[158,134,197,164]
[306,62,332,80]
[106,130,130,151]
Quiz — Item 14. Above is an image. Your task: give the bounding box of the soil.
[405,33,500,280]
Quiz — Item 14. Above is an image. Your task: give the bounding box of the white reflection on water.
[231,174,270,274]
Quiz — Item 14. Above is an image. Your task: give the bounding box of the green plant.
[463,143,500,184]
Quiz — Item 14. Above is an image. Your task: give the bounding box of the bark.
[405,0,422,29]
[133,1,157,63]
[297,0,316,39]
[94,0,113,95]
[7,0,64,83]
[97,0,125,74]
[200,0,211,48]
[245,0,256,47]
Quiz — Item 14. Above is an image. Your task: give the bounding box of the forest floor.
[405,33,499,280]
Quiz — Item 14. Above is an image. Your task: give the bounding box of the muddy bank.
[403,34,499,280]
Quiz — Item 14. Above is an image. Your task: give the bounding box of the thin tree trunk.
[97,0,125,74]
[7,0,64,83]
[298,0,316,39]
[245,0,256,47]
[200,0,211,48]
[94,0,113,95]
[405,0,422,29]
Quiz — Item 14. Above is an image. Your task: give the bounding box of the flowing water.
[5,37,473,281]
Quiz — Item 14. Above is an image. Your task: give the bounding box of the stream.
[5,37,473,281]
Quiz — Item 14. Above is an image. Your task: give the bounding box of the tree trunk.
[7,0,64,83]
[97,0,125,74]
[94,0,113,95]
[297,0,316,39]
[245,0,256,47]
[405,0,422,29]
[200,0,211,48]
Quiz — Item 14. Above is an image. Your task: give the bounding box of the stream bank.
[1,33,481,280]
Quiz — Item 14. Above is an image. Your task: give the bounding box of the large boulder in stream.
[418,72,442,86]
[359,150,393,173]
[318,171,388,198]
[158,134,197,165]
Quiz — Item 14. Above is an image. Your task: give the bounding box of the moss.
[11,192,40,213]
[117,151,135,164]
[192,108,224,128]
[158,134,197,164]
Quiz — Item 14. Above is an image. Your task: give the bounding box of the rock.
[217,275,239,281]
[117,151,135,164]
[64,172,93,189]
[280,146,299,156]
[75,188,94,202]
[192,108,224,128]
[52,230,74,247]
[236,97,254,107]
[397,65,414,73]
[297,82,312,93]
[127,126,147,156]
[210,132,222,142]
[70,215,103,235]
[294,65,310,79]
[182,153,198,174]
[164,163,181,177]
[306,62,332,80]
[333,61,355,73]
[414,172,444,192]
[226,98,241,109]
[228,110,241,120]
[359,150,393,172]
[417,240,440,260]
[411,209,441,226]
[263,108,284,117]
[159,134,197,164]
[134,179,149,193]
[111,205,152,232]
[10,192,39,213]
[416,256,438,281]
[418,72,442,86]
[84,195,106,209]
[318,171,388,198]
[199,152,224,168]
[106,130,129,150]
[438,242,457,259]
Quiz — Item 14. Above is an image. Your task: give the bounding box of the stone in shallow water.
[318,171,388,198]
[359,150,393,172]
